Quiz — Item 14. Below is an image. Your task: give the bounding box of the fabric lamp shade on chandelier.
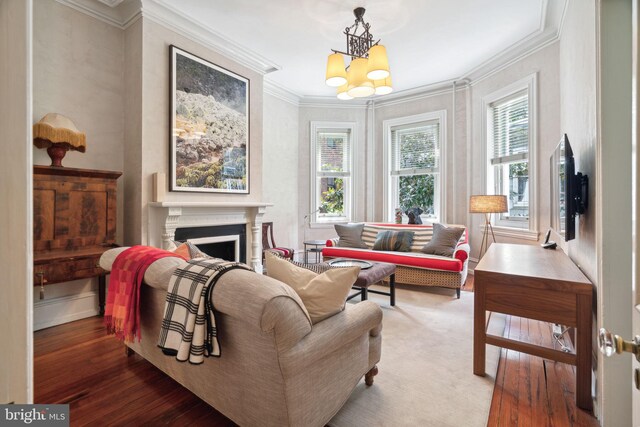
[325,7,392,100]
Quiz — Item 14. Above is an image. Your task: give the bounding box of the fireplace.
[174,224,246,263]
[148,201,272,272]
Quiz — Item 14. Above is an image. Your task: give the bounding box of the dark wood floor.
[34,276,599,427]
[463,274,599,427]
[34,317,235,426]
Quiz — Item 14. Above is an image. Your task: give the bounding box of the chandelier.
[325,7,392,100]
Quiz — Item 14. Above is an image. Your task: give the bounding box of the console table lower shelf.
[473,243,593,412]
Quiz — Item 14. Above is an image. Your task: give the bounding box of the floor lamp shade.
[469,195,508,258]
[469,195,508,214]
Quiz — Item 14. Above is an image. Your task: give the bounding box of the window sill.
[310,221,348,229]
[479,224,539,241]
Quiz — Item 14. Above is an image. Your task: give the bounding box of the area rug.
[329,285,505,427]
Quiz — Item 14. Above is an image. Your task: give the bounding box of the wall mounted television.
[550,134,588,241]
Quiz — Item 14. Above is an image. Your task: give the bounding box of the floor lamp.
[469,195,508,259]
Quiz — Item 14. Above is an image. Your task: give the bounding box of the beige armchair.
[126,268,383,426]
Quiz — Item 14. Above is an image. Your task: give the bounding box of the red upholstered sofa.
[322,223,470,298]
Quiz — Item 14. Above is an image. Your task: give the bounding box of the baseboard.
[34,291,99,331]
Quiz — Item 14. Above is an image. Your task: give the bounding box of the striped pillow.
[362,224,433,252]
[372,230,414,252]
[268,251,333,274]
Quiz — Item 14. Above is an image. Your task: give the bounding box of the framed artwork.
[170,45,250,193]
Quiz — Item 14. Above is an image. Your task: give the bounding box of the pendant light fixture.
[325,7,393,100]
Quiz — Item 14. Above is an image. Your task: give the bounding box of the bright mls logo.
[1,405,69,426]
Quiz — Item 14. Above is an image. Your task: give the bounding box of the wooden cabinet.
[33,166,122,314]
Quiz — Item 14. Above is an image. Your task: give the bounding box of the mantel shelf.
[149,201,273,208]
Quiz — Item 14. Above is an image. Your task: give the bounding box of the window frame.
[309,121,356,226]
[481,73,538,239]
[383,110,447,223]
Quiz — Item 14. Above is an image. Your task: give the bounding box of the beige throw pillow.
[264,252,360,324]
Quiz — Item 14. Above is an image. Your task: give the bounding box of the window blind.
[317,130,350,177]
[390,120,439,176]
[490,91,529,165]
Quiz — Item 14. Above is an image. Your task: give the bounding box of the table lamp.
[33,113,86,167]
[469,195,508,258]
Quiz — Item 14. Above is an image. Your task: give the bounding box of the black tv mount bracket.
[575,172,589,215]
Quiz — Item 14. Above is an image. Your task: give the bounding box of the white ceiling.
[161,0,549,98]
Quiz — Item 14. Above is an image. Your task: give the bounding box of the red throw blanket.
[104,246,184,342]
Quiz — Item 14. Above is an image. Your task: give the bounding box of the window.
[484,74,537,235]
[310,122,354,224]
[383,111,445,222]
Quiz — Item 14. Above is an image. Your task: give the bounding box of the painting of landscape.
[170,46,249,193]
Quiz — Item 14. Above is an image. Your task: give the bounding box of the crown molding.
[54,0,567,98]
[297,78,472,109]
[299,1,566,105]
[143,0,280,75]
[54,0,281,75]
[463,0,566,85]
[263,80,300,107]
[97,0,124,6]
[374,79,467,107]
[298,96,369,109]
[55,0,137,27]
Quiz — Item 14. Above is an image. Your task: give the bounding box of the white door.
[599,1,640,423]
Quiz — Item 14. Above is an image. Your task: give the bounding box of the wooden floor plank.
[486,314,598,427]
[34,316,234,426]
[516,317,533,427]
[530,318,552,427]
[487,313,511,426]
[505,316,522,426]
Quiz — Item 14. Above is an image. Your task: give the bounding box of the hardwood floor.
[34,277,598,426]
[34,317,234,426]
[462,274,598,427]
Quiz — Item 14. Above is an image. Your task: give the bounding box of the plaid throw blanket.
[104,246,184,342]
[157,258,253,364]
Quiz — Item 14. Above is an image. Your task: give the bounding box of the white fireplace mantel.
[148,201,273,272]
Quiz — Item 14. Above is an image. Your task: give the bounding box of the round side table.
[303,240,326,264]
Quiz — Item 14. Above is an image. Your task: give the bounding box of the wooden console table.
[473,243,593,412]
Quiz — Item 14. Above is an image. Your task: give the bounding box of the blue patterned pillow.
[372,230,414,252]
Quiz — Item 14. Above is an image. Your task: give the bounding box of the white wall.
[560,1,598,282]
[262,92,299,250]
[31,0,125,329]
[298,105,368,245]
[0,0,33,403]
[374,88,468,226]
[126,18,265,246]
[29,2,269,329]
[467,42,561,262]
[559,0,601,412]
[296,43,560,260]
[123,17,143,247]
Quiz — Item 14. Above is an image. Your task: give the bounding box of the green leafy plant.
[320,178,344,214]
[398,174,435,215]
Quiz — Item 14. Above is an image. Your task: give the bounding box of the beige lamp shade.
[366,45,390,80]
[374,76,393,95]
[347,58,375,98]
[325,53,347,87]
[33,113,86,152]
[469,195,508,213]
[337,82,353,100]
